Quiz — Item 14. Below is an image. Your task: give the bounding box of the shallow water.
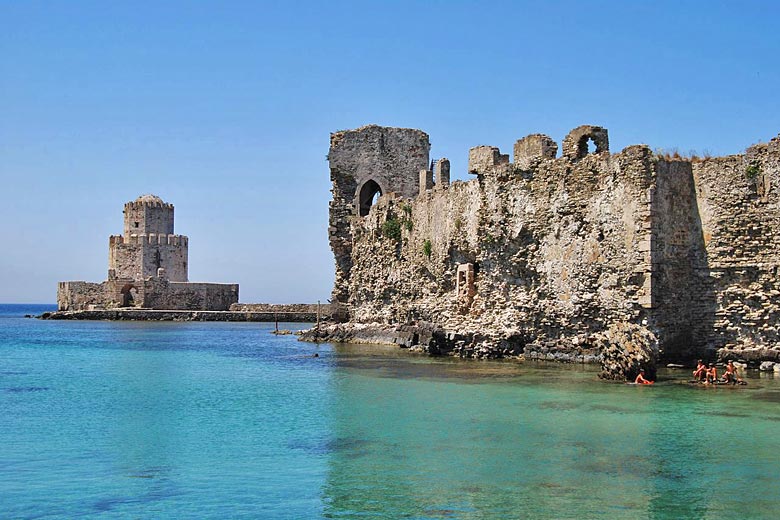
[1,304,779,519]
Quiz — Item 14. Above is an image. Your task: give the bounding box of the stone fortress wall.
[57,195,238,311]
[325,125,780,366]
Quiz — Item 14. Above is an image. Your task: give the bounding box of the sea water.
[1,304,779,519]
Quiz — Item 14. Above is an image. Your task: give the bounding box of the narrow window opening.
[358,179,383,217]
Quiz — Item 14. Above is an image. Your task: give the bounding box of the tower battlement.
[122,194,175,237]
[111,234,189,247]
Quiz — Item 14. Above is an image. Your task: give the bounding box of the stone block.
[513,134,558,169]
[434,158,450,188]
[419,169,434,195]
[468,146,509,174]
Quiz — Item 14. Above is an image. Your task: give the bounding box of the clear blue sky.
[1,1,779,303]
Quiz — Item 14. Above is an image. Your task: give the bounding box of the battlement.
[468,125,610,175]
[111,234,188,247]
[123,194,174,211]
[132,234,187,246]
[123,200,174,210]
[122,194,175,237]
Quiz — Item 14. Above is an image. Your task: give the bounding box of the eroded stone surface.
[322,125,780,376]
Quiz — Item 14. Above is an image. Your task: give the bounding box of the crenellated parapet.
[111,233,189,247]
[123,199,175,210]
[514,134,558,169]
[467,146,510,175]
[123,194,175,237]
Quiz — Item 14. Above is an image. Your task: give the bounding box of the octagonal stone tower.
[109,194,189,282]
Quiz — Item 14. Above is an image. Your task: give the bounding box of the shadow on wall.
[651,160,715,362]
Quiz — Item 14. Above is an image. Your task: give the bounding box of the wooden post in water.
[274,312,278,333]
[316,300,321,334]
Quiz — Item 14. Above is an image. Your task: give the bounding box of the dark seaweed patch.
[288,436,372,456]
[751,391,780,403]
[5,386,49,393]
[538,400,579,411]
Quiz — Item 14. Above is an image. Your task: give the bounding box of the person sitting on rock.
[693,359,707,381]
[721,361,743,385]
[705,363,718,384]
[634,369,653,385]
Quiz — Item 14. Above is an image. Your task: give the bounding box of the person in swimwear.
[692,359,707,381]
[721,361,743,384]
[634,369,653,385]
[705,363,718,384]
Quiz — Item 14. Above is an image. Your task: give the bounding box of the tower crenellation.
[123,194,175,237]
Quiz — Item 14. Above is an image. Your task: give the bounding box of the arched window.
[577,135,601,158]
[358,179,382,217]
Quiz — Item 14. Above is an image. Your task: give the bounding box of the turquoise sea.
[1,304,779,519]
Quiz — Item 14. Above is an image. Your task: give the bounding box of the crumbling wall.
[327,125,780,364]
[328,125,430,305]
[336,126,658,361]
[692,137,780,360]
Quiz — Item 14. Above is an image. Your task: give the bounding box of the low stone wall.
[56,278,238,311]
[230,303,334,318]
[58,281,107,311]
[144,281,238,311]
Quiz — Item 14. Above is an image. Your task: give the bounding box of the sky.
[1,0,779,303]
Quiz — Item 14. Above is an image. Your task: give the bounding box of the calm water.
[1,304,779,519]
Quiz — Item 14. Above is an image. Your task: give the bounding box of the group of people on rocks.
[631,360,745,385]
[692,360,744,385]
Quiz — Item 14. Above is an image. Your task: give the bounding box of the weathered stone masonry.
[57,195,238,311]
[322,124,780,370]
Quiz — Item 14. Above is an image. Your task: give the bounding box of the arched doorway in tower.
[120,284,137,307]
[357,179,383,217]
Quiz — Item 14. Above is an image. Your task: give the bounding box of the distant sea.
[2,303,780,519]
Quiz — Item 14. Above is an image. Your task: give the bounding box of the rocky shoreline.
[301,320,780,378]
[300,320,659,381]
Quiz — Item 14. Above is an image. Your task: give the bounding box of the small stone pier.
[41,303,334,323]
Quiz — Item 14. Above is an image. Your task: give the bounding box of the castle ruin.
[57,195,238,311]
[321,124,780,375]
